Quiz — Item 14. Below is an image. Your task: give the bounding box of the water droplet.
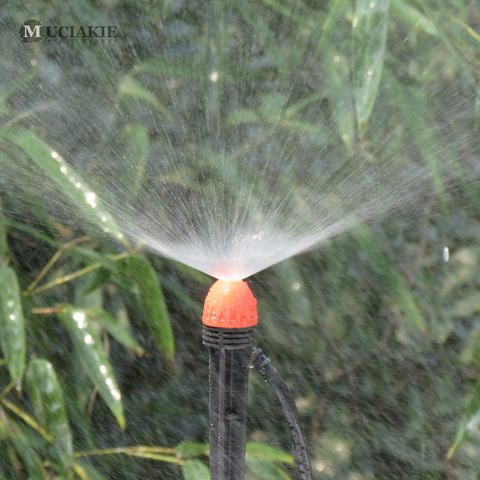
[84,334,93,344]
[334,55,340,62]
[443,246,449,262]
[209,71,219,82]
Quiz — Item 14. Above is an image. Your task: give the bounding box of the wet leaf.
[0,267,26,388]
[246,457,290,480]
[353,0,390,135]
[87,307,144,355]
[58,306,125,429]
[0,127,126,244]
[355,225,426,332]
[0,200,7,260]
[181,460,210,480]
[175,441,209,458]
[318,0,350,49]
[126,254,174,360]
[448,377,480,458]
[390,0,437,36]
[323,36,355,150]
[118,75,168,116]
[8,429,46,480]
[246,442,294,465]
[273,258,312,326]
[26,359,73,470]
[383,70,447,203]
[123,123,149,204]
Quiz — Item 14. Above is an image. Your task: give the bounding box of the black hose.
[250,348,313,480]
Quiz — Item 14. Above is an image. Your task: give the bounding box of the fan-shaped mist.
[0,1,476,279]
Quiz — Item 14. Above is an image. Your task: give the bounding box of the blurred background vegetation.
[1,0,480,479]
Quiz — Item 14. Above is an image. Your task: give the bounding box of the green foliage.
[0,0,479,479]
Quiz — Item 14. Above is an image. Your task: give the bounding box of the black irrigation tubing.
[250,347,313,480]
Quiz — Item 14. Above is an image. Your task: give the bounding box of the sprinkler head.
[203,280,258,328]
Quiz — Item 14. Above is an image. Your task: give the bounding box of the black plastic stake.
[203,326,256,480]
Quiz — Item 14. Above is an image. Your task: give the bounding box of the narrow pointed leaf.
[119,76,168,116]
[246,443,294,465]
[126,255,174,360]
[181,460,210,480]
[448,377,480,458]
[26,359,73,470]
[87,307,144,355]
[8,430,46,480]
[59,306,125,429]
[123,123,149,204]
[323,37,355,150]
[0,200,7,260]
[246,457,290,480]
[353,0,390,135]
[390,0,437,36]
[0,267,26,387]
[355,225,426,332]
[0,127,126,244]
[318,0,350,48]
[175,442,209,458]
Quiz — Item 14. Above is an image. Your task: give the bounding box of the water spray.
[202,280,313,480]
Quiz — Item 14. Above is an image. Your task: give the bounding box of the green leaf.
[448,377,480,458]
[8,429,46,480]
[123,123,149,204]
[382,70,447,204]
[246,443,294,465]
[273,259,312,326]
[87,307,144,355]
[354,225,426,332]
[0,267,26,388]
[181,460,210,480]
[58,306,125,429]
[0,128,126,244]
[118,75,168,116]
[26,359,73,470]
[126,254,174,360]
[323,36,355,150]
[318,0,350,49]
[390,0,437,36]
[353,0,390,135]
[0,200,7,260]
[175,441,209,458]
[246,457,290,480]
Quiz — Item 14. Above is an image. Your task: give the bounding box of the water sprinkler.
[202,280,313,480]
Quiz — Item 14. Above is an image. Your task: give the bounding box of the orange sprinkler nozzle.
[203,280,258,329]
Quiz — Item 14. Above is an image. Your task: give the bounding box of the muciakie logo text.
[19,19,118,43]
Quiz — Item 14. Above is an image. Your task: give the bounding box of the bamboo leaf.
[246,443,294,465]
[175,442,209,459]
[323,36,355,150]
[0,200,7,260]
[181,460,210,480]
[58,306,125,429]
[246,457,290,480]
[355,225,426,332]
[0,127,126,244]
[390,0,437,36]
[273,259,312,326]
[87,307,144,355]
[318,0,350,49]
[118,76,168,116]
[448,377,480,458]
[8,429,46,480]
[26,359,73,470]
[353,0,390,135]
[0,267,26,388]
[126,254,174,360]
[123,123,149,204]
